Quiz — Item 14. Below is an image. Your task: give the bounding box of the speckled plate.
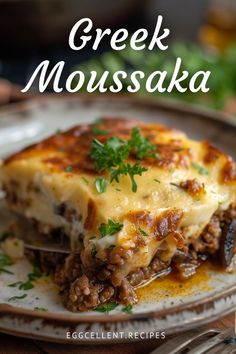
[0,95,236,344]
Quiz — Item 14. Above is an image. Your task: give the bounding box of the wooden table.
[0,313,234,354]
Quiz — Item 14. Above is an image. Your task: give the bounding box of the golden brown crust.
[3,118,188,173]
[222,158,236,183]
[180,179,205,198]
[203,141,223,164]
[126,209,184,241]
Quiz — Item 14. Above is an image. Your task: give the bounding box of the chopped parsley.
[122,304,133,314]
[90,128,156,192]
[9,266,43,291]
[130,127,156,159]
[64,165,73,173]
[8,294,27,302]
[110,162,147,193]
[99,219,123,237]
[91,137,130,172]
[94,302,118,313]
[8,281,22,288]
[34,307,48,312]
[138,227,148,237]
[95,176,107,193]
[154,179,161,183]
[91,118,110,136]
[92,127,109,135]
[81,176,89,185]
[192,162,209,175]
[0,254,13,275]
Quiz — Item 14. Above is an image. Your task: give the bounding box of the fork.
[149,327,236,354]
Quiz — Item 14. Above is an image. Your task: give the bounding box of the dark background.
[0,0,207,87]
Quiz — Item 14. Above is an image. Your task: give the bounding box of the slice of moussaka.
[0,118,236,312]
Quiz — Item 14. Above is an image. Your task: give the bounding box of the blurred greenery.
[74,42,236,111]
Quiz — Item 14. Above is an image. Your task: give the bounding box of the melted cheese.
[0,118,235,277]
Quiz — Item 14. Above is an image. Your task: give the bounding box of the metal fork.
[149,327,236,354]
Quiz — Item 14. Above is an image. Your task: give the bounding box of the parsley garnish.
[122,304,133,314]
[8,281,22,288]
[94,302,118,313]
[154,179,161,183]
[34,307,48,312]
[64,165,73,173]
[91,137,130,172]
[138,227,148,237]
[90,128,155,192]
[130,127,156,159]
[192,162,209,175]
[110,162,147,193]
[95,176,107,193]
[0,254,13,275]
[91,118,110,136]
[92,127,109,135]
[8,294,27,302]
[9,266,43,291]
[99,219,123,237]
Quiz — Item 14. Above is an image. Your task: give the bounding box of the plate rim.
[0,93,236,324]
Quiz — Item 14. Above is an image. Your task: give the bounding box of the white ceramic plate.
[0,95,236,344]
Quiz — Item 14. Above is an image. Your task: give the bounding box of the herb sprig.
[8,294,27,302]
[122,304,133,314]
[91,128,156,192]
[94,302,118,313]
[95,176,107,193]
[8,266,42,291]
[91,118,110,136]
[99,219,123,237]
[192,162,209,176]
[0,254,13,275]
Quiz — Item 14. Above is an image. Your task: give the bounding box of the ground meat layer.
[25,204,236,312]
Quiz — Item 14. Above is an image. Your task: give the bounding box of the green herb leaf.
[95,176,107,193]
[16,266,43,291]
[8,294,27,302]
[94,302,118,313]
[64,165,73,173]
[90,137,130,172]
[0,254,13,274]
[138,228,148,237]
[110,163,147,193]
[34,307,48,312]
[99,219,123,237]
[130,128,156,159]
[154,179,161,183]
[192,162,209,175]
[91,118,110,135]
[8,281,22,288]
[122,304,133,314]
[92,127,109,135]
[19,281,34,290]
